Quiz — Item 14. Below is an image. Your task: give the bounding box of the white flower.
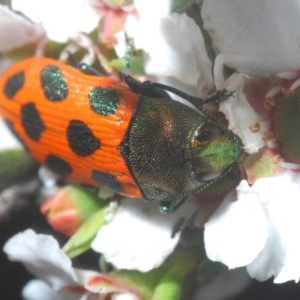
[12,0,99,43]
[0,117,21,150]
[204,180,268,269]
[219,73,269,154]
[4,229,87,290]
[116,0,214,95]
[0,60,22,152]
[202,0,300,76]
[3,229,139,299]
[247,173,300,283]
[0,5,44,52]
[201,0,300,284]
[22,279,73,300]
[2,0,300,289]
[205,172,300,283]
[92,197,196,272]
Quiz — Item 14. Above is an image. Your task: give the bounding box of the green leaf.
[111,247,202,300]
[0,148,37,191]
[110,55,145,74]
[63,207,108,258]
[63,185,108,221]
[171,0,199,12]
[152,248,202,300]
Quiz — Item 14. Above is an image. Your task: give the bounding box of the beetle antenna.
[124,33,134,70]
[142,81,233,109]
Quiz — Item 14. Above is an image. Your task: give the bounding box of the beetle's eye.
[191,123,231,183]
[194,124,224,142]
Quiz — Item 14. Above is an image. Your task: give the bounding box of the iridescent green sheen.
[118,70,244,213]
[120,96,204,206]
[120,95,243,213]
[190,126,243,180]
[40,65,68,101]
[88,87,119,116]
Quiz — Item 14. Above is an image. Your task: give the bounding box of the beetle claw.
[202,89,234,105]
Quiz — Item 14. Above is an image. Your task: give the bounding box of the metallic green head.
[190,123,243,183]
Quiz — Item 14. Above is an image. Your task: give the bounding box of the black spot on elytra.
[45,154,73,176]
[92,170,122,191]
[40,65,68,101]
[4,71,25,99]
[21,103,45,141]
[88,87,119,116]
[4,119,27,147]
[67,120,100,156]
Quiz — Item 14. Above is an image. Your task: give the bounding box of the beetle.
[0,57,243,213]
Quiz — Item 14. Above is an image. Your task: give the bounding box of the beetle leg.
[201,90,234,105]
[122,73,171,99]
[63,52,103,76]
[122,73,143,93]
[78,63,102,76]
[171,217,185,238]
[197,163,237,193]
[141,80,233,109]
[159,195,190,214]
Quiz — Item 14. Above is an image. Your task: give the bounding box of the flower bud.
[41,185,106,236]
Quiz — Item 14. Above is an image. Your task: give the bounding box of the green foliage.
[0,148,37,192]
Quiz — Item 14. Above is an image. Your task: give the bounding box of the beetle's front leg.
[122,73,171,99]
[139,80,234,109]
[201,90,234,106]
[159,195,190,214]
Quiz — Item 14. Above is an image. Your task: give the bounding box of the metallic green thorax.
[120,95,243,212]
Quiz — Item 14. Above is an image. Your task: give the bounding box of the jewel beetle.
[0,57,243,213]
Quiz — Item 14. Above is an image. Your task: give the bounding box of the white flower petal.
[113,294,140,300]
[22,280,72,300]
[247,173,300,283]
[91,198,193,272]
[0,5,44,52]
[145,13,214,94]
[0,60,21,150]
[120,3,213,95]
[3,229,76,290]
[202,0,300,75]
[133,0,171,21]
[0,117,21,150]
[204,180,268,269]
[220,73,267,154]
[115,0,171,57]
[12,0,99,42]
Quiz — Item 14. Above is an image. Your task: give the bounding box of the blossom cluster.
[1,0,300,299]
